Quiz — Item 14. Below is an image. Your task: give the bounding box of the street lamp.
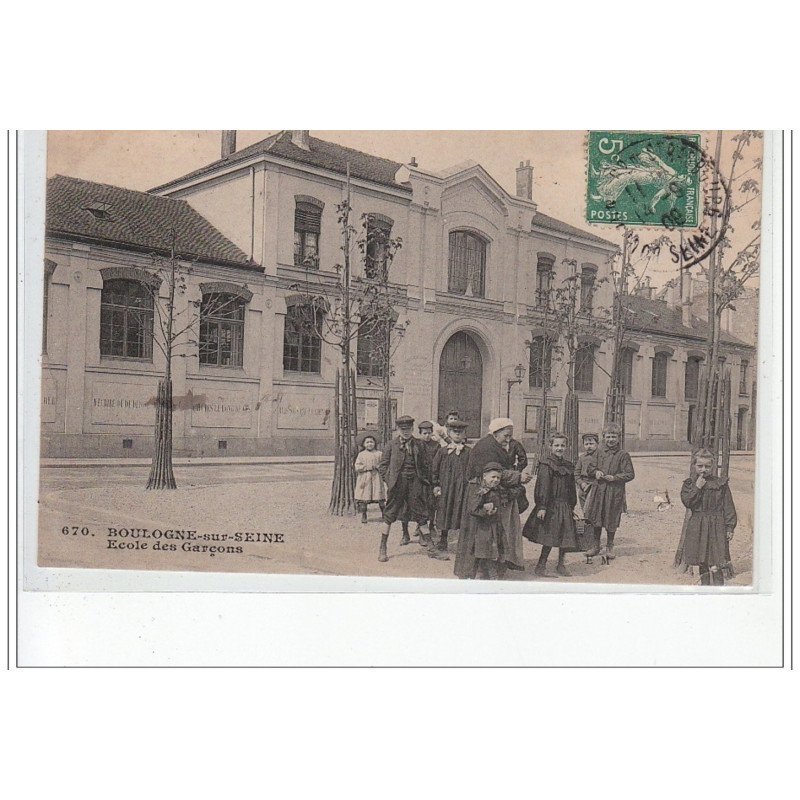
[506,363,526,416]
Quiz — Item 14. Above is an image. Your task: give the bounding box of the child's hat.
[482,461,504,473]
[396,415,414,428]
[448,420,468,430]
[418,420,434,431]
[581,432,599,442]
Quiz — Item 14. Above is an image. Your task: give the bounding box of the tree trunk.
[563,391,579,464]
[146,378,176,490]
[329,368,358,515]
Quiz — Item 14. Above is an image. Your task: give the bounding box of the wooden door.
[438,332,483,439]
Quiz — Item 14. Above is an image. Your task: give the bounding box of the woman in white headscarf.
[454,418,532,579]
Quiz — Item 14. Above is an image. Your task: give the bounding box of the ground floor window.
[283,304,322,374]
[199,292,245,367]
[100,278,154,360]
[574,344,595,393]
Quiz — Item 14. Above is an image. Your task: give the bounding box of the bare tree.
[529,259,611,463]
[291,169,403,515]
[140,229,247,490]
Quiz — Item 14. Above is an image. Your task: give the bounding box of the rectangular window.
[619,349,634,396]
[294,202,322,267]
[283,305,322,373]
[652,352,669,397]
[685,357,701,400]
[199,293,245,367]
[448,231,486,297]
[365,219,392,282]
[739,360,749,395]
[529,336,552,389]
[580,266,597,312]
[574,345,595,393]
[356,318,388,378]
[536,265,553,307]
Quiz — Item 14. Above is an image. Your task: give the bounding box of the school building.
[40,131,757,458]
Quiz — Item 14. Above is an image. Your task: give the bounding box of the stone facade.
[41,132,757,458]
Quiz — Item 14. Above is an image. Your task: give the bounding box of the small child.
[431,419,471,552]
[680,448,737,586]
[416,421,441,540]
[574,433,599,552]
[463,462,505,580]
[354,435,385,523]
[522,432,580,577]
[583,423,635,561]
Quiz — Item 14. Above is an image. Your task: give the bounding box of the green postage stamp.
[586,131,701,228]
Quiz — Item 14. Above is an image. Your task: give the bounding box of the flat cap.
[396,415,415,427]
[418,420,434,430]
[482,461,504,473]
[447,420,468,430]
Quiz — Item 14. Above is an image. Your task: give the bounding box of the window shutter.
[295,202,322,233]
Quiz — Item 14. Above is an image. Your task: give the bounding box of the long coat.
[378,436,429,491]
[431,443,471,531]
[582,445,635,531]
[680,476,737,567]
[454,435,525,577]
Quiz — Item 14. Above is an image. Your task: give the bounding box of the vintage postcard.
[30,130,770,588]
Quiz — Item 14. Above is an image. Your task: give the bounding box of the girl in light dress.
[354,435,386,523]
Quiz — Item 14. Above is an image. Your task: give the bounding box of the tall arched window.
[100,279,154,360]
[199,292,246,367]
[529,335,552,389]
[283,303,322,374]
[448,231,486,297]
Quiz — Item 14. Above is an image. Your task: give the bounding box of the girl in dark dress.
[523,432,580,577]
[680,448,737,586]
[431,420,471,553]
[457,463,505,580]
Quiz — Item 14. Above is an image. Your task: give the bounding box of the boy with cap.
[431,419,471,552]
[416,420,441,542]
[377,416,449,563]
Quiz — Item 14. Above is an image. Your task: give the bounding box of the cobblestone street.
[38,455,755,585]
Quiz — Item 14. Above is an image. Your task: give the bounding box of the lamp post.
[506,363,526,417]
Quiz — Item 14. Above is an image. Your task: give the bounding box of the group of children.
[354,414,739,586]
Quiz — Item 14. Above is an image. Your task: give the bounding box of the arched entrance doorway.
[438,331,483,438]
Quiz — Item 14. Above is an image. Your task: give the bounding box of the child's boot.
[556,550,571,577]
[437,530,449,552]
[699,565,711,585]
[534,550,549,577]
[378,533,389,563]
[400,523,411,546]
[476,560,490,580]
[360,503,368,524]
[711,568,725,586]
[585,529,602,559]
[606,530,616,560]
[421,531,449,560]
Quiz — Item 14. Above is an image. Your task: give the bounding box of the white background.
[3,2,797,798]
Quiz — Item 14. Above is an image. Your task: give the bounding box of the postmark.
[586,131,702,228]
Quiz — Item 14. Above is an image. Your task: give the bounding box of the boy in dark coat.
[582,423,635,560]
[377,416,448,563]
[431,419,471,553]
[416,421,441,541]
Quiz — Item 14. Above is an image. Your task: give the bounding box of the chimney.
[681,272,693,327]
[221,130,237,159]
[635,276,654,299]
[291,130,311,151]
[516,159,533,200]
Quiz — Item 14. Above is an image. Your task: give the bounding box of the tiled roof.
[531,211,617,249]
[46,175,257,269]
[622,293,753,348]
[151,131,412,193]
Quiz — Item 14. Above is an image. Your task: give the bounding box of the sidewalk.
[40,451,754,469]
